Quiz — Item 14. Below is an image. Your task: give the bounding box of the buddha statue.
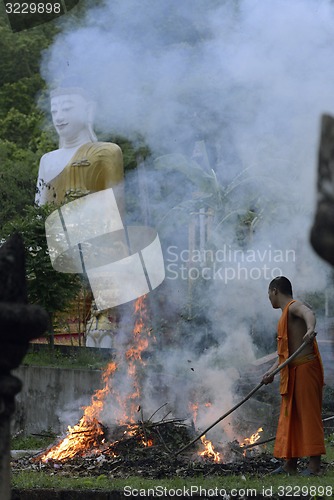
[35,87,123,208]
[35,87,124,348]
[36,86,165,347]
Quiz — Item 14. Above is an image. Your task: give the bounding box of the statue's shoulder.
[40,148,63,164]
[97,141,120,149]
[89,141,122,154]
[39,149,63,173]
[85,142,123,163]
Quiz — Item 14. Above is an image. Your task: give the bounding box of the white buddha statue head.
[50,87,97,148]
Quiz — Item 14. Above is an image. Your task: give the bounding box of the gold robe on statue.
[40,142,123,207]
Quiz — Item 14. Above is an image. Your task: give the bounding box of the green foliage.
[22,348,107,370]
[0,140,38,231]
[11,433,55,451]
[0,74,44,118]
[2,204,81,317]
[0,17,58,83]
[0,19,58,234]
[0,108,43,149]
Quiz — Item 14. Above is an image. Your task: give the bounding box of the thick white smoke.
[40,0,334,443]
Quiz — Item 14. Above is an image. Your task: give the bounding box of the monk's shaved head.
[269,276,293,296]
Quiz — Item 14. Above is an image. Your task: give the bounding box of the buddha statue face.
[50,93,96,145]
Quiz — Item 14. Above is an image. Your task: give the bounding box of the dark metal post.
[0,234,49,500]
[310,114,334,266]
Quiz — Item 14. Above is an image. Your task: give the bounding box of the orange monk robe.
[273,299,326,459]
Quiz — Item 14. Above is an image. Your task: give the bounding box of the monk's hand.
[303,329,317,344]
[262,371,275,385]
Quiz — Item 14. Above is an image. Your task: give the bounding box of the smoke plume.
[40,0,334,442]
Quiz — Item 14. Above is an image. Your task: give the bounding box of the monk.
[262,276,325,475]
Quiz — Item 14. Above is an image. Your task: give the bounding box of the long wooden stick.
[175,339,311,456]
[323,415,334,422]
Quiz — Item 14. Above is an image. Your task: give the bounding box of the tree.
[2,204,82,347]
[0,16,59,232]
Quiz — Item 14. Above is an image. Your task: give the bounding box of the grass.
[11,435,334,497]
[21,349,108,370]
[11,469,334,497]
[11,433,56,451]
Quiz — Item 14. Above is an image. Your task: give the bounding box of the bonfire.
[32,295,265,468]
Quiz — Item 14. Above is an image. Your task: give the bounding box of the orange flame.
[118,295,153,422]
[41,417,105,462]
[189,400,212,425]
[142,438,154,447]
[240,427,263,448]
[189,402,199,424]
[38,295,153,462]
[84,361,118,421]
[199,435,221,462]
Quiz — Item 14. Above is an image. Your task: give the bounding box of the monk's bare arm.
[289,301,316,344]
[262,357,279,384]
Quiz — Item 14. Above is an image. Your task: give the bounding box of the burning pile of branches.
[34,415,194,464]
[29,413,269,477]
[15,295,281,478]
[13,412,331,478]
[13,429,292,479]
[103,418,191,457]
